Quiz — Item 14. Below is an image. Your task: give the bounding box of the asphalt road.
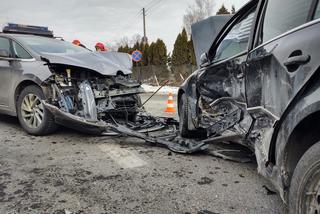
[0,93,285,214]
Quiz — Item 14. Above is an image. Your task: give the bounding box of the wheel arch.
[283,110,320,186]
[270,78,320,193]
[14,80,41,110]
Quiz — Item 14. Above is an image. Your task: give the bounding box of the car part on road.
[141,79,170,107]
[43,101,208,154]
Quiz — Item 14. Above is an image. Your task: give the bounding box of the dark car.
[178,0,320,212]
[0,33,143,136]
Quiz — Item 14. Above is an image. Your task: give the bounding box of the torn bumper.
[43,102,208,154]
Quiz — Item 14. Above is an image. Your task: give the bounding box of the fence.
[132,64,197,86]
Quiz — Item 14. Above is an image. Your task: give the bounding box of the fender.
[269,67,320,163]
[266,74,320,201]
[9,62,52,115]
[178,70,201,130]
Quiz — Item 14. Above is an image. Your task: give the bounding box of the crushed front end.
[41,63,144,133]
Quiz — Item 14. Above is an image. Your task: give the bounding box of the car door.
[0,37,13,107]
[245,0,320,161]
[196,3,257,138]
[246,0,319,117]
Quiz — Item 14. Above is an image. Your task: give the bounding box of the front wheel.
[17,85,58,136]
[289,141,320,214]
[179,93,192,137]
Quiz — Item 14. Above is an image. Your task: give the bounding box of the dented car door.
[245,0,320,168]
[197,6,256,140]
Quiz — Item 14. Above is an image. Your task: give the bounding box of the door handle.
[284,55,310,67]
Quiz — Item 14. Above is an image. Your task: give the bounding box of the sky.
[0,0,249,52]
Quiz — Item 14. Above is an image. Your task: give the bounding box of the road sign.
[132,50,143,62]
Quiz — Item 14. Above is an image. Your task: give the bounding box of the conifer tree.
[216,4,230,15]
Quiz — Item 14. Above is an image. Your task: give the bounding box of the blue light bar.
[2,23,54,37]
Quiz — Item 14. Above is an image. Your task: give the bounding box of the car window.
[213,9,256,62]
[12,41,32,59]
[262,0,313,43]
[0,37,11,57]
[15,36,90,54]
[314,1,320,20]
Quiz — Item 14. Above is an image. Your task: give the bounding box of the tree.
[216,4,230,15]
[147,42,154,65]
[231,5,236,14]
[116,36,129,50]
[188,37,196,66]
[183,0,214,35]
[141,43,149,66]
[154,39,168,65]
[130,34,142,46]
[171,28,190,66]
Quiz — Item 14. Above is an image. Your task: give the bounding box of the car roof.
[0,33,49,39]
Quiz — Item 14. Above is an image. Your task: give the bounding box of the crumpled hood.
[41,51,133,76]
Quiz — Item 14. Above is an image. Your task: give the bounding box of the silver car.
[0,34,143,135]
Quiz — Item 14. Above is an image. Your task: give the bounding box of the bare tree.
[130,34,142,45]
[183,0,215,35]
[115,36,130,49]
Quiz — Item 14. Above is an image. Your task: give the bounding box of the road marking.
[98,143,147,169]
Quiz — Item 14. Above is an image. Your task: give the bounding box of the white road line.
[98,143,147,169]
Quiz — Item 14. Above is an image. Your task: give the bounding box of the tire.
[17,85,58,136]
[179,93,192,137]
[289,141,320,214]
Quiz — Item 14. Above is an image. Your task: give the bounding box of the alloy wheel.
[21,93,44,128]
[305,170,320,214]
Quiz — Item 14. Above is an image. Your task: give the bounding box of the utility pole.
[142,7,148,45]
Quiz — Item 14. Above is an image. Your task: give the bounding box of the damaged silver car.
[0,34,143,135]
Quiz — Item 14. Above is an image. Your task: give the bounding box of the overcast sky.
[0,0,248,52]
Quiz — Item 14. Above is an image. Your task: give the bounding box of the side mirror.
[200,52,209,67]
[0,49,10,58]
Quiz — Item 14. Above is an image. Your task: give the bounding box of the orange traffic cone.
[165,92,176,113]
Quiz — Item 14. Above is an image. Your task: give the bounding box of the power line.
[115,8,143,32]
[144,0,158,9]
[145,0,166,16]
[146,0,162,11]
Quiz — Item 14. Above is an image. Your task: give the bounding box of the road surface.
[0,93,285,214]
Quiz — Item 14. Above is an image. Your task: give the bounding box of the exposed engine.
[44,66,144,123]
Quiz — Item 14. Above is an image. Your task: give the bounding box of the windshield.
[15,36,90,54]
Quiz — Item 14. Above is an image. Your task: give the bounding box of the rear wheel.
[289,141,320,214]
[17,85,58,136]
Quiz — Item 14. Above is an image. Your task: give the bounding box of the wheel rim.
[304,169,320,214]
[21,94,44,128]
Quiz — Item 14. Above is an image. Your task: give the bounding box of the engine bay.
[43,65,144,124]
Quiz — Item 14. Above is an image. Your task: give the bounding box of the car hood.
[191,15,231,67]
[40,51,133,76]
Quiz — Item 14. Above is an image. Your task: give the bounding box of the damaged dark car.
[178,0,320,212]
[0,34,143,136]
